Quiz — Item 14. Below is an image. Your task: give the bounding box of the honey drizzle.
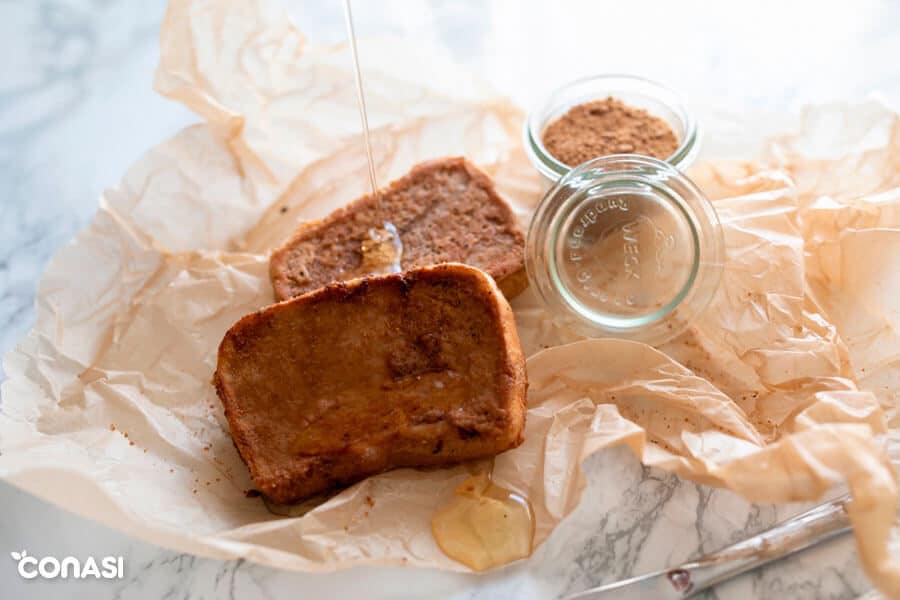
[343,0,380,200]
[343,0,532,569]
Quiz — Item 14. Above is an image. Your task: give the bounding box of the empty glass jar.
[525,154,724,345]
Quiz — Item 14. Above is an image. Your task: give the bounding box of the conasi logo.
[10,550,124,580]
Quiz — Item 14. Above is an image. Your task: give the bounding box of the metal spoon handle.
[563,494,851,600]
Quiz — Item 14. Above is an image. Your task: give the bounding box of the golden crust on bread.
[215,263,527,503]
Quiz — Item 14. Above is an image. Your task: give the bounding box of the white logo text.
[10,550,124,580]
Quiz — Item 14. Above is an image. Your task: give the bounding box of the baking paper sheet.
[1,0,898,596]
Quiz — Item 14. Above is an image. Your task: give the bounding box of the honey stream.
[343,0,380,199]
[344,2,403,277]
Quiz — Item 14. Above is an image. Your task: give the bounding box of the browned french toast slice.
[269,157,527,302]
[214,263,527,503]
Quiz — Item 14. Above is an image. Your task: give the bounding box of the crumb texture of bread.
[215,263,527,503]
[269,157,526,301]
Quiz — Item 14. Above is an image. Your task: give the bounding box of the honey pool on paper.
[431,472,535,571]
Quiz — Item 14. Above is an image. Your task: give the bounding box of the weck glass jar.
[524,74,700,186]
[525,154,724,345]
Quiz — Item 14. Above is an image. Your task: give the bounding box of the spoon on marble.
[562,494,851,600]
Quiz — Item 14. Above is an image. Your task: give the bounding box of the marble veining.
[2,1,899,599]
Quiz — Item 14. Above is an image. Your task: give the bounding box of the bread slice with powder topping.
[214,263,527,503]
[269,157,527,301]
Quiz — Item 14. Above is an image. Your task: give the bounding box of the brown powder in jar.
[541,97,679,166]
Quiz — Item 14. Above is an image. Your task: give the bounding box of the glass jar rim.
[523,74,700,182]
[525,154,724,345]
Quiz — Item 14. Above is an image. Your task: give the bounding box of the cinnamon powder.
[541,97,679,166]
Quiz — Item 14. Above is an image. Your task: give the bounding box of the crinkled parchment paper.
[1,0,899,595]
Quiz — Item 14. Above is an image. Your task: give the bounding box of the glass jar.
[525,155,724,345]
[523,74,700,187]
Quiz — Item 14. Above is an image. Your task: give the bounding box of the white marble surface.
[1,1,899,599]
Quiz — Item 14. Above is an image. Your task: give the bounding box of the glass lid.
[525,154,724,345]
